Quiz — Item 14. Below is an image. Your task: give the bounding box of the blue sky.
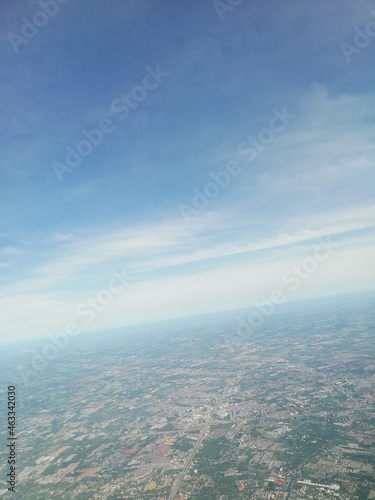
[0,0,374,342]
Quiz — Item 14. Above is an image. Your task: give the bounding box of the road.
[167,357,277,499]
[167,385,231,500]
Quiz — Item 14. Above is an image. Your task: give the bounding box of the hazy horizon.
[1,0,374,343]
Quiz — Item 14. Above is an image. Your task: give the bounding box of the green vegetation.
[173,437,194,452]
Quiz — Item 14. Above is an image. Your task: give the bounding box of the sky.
[0,0,374,343]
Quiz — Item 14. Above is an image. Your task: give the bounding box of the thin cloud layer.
[0,0,374,341]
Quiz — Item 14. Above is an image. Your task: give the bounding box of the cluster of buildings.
[0,303,374,498]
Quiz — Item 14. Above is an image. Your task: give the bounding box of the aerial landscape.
[0,293,374,498]
[0,0,374,498]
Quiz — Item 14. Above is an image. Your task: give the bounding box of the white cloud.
[1,85,374,342]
